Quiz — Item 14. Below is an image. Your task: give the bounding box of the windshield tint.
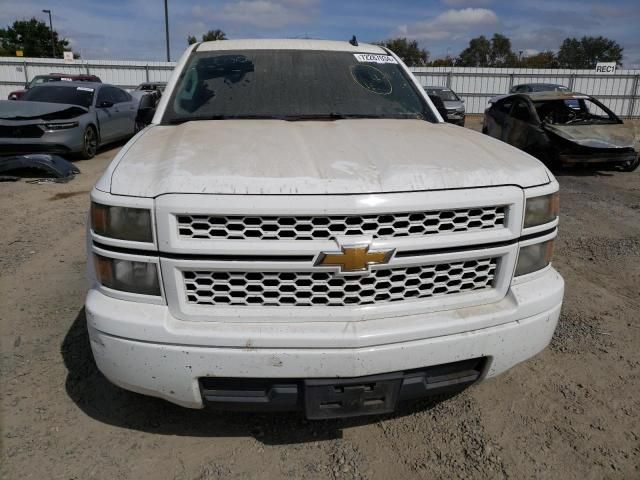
[22,85,94,108]
[163,50,434,123]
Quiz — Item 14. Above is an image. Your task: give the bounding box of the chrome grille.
[183,258,498,307]
[176,206,506,241]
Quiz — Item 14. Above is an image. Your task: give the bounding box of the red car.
[7,73,102,100]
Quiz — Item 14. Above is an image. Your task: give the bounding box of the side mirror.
[98,100,114,108]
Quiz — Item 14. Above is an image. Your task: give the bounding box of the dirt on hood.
[105,119,551,196]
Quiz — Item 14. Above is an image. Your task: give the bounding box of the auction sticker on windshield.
[354,54,398,64]
[77,87,94,92]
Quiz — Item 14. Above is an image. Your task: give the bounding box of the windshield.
[534,98,619,125]
[28,75,58,88]
[531,84,569,92]
[162,50,434,123]
[22,85,94,108]
[426,88,459,102]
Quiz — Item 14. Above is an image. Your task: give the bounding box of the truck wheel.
[80,126,98,159]
[618,155,640,172]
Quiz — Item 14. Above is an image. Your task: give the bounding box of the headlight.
[44,121,79,130]
[94,255,161,295]
[524,192,559,228]
[515,239,554,276]
[91,203,153,242]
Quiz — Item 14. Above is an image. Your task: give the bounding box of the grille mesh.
[176,206,506,241]
[183,258,498,307]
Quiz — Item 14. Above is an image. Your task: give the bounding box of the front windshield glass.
[28,76,55,88]
[427,88,459,102]
[531,84,568,92]
[162,50,434,123]
[534,98,618,125]
[22,85,94,108]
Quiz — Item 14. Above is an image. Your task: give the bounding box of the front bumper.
[0,128,84,155]
[445,113,465,126]
[558,149,637,165]
[86,267,563,410]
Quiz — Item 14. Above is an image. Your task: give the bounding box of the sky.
[1,0,639,67]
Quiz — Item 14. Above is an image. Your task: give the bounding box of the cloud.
[192,0,318,29]
[508,26,574,53]
[442,0,492,6]
[399,8,499,41]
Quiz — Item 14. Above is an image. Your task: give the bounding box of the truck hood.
[544,123,636,149]
[0,100,88,121]
[109,119,550,196]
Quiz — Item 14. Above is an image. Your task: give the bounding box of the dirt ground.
[1,125,639,479]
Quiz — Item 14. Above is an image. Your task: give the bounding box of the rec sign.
[595,62,616,74]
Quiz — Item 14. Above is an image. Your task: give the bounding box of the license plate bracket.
[304,374,402,419]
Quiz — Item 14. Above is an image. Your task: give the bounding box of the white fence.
[1,57,639,117]
[411,66,640,118]
[0,57,175,99]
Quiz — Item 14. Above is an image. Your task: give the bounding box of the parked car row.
[1,72,166,160]
[422,82,638,171]
[0,81,156,159]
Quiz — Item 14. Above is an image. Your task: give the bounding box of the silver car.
[0,82,143,159]
[424,86,465,126]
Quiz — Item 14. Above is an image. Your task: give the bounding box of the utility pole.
[164,0,170,61]
[42,9,55,58]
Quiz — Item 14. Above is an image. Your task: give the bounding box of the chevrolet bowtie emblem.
[315,244,395,273]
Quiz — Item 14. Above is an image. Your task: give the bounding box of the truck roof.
[196,38,386,54]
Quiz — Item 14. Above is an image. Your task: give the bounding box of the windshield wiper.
[280,113,418,121]
[166,113,423,124]
[167,114,289,124]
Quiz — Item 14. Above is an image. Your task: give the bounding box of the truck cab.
[86,39,563,419]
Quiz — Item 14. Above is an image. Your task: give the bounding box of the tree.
[187,29,227,45]
[428,56,455,67]
[557,36,623,68]
[520,51,557,68]
[457,34,517,67]
[0,18,70,58]
[202,29,227,41]
[489,33,517,67]
[376,38,429,66]
[456,35,491,67]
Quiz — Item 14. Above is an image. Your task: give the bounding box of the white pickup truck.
[86,39,564,419]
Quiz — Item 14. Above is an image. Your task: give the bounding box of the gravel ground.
[1,127,639,479]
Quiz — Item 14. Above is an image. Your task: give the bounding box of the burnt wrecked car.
[483,92,639,171]
[0,81,147,159]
